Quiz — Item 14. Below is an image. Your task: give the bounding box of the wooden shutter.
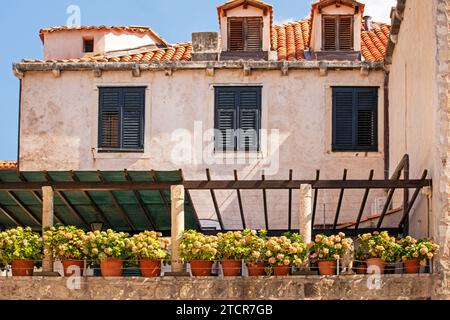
[215,88,237,151]
[238,89,260,151]
[122,88,145,150]
[99,87,145,151]
[215,87,261,151]
[333,87,378,151]
[229,19,245,51]
[356,89,377,147]
[246,18,263,51]
[338,16,353,50]
[323,16,337,51]
[99,88,121,149]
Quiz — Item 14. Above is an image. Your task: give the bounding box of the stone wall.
[0,275,436,300]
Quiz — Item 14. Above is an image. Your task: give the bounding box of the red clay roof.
[39,26,169,46]
[0,161,17,170]
[272,20,390,62]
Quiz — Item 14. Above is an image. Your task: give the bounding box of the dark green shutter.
[332,87,378,151]
[215,87,261,151]
[99,87,145,151]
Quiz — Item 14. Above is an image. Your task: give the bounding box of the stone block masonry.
[0,275,435,300]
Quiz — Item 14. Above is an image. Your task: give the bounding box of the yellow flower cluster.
[398,236,439,266]
[43,225,85,260]
[310,232,351,261]
[180,230,219,261]
[264,234,306,267]
[130,231,170,260]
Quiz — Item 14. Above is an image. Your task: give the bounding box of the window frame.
[214,86,262,152]
[322,15,354,51]
[97,86,146,153]
[332,86,379,152]
[227,17,263,52]
[83,38,94,53]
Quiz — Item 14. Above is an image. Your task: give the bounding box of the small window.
[98,87,145,152]
[228,17,263,52]
[323,15,353,51]
[332,87,378,151]
[83,38,94,53]
[215,86,261,151]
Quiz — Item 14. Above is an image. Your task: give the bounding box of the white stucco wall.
[43,30,161,60]
[388,0,438,239]
[19,68,386,229]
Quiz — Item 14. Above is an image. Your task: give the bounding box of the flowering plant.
[43,225,86,261]
[264,233,307,268]
[398,236,439,266]
[180,230,218,261]
[357,231,401,262]
[0,227,43,266]
[309,233,352,261]
[130,231,170,260]
[82,229,132,261]
[241,229,267,262]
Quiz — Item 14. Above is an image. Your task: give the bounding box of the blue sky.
[0,0,393,160]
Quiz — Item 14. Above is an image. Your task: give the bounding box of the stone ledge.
[0,274,436,300]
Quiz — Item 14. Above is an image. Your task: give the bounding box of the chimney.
[191,32,220,61]
[363,16,372,32]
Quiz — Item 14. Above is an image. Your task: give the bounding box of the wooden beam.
[124,170,157,230]
[0,183,41,226]
[262,172,269,230]
[150,170,171,223]
[206,169,224,230]
[234,170,247,229]
[399,170,428,228]
[70,171,112,228]
[288,170,293,231]
[333,169,348,229]
[96,171,136,231]
[355,170,374,230]
[179,169,201,230]
[0,179,432,191]
[311,170,320,228]
[44,172,89,228]
[0,204,21,226]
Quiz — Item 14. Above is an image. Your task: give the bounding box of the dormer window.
[228,17,263,52]
[83,38,94,53]
[322,15,354,51]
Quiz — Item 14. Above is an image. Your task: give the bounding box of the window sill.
[97,149,144,154]
[327,150,383,158]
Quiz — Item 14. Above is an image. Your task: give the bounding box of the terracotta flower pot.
[403,258,420,274]
[62,260,84,277]
[273,265,291,276]
[139,259,161,277]
[190,260,213,277]
[366,258,385,274]
[221,260,242,277]
[11,259,35,276]
[247,262,266,276]
[318,260,337,276]
[100,258,123,277]
[354,262,367,274]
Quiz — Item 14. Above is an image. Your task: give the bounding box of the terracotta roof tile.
[272,19,390,62]
[0,161,17,170]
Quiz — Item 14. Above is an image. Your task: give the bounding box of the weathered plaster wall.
[43,30,160,60]
[19,68,386,229]
[388,0,450,299]
[0,275,436,300]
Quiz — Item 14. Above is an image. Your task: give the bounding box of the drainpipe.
[383,72,390,180]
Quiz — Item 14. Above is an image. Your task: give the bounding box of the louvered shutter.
[323,16,337,51]
[338,16,353,50]
[332,87,378,151]
[246,18,263,51]
[122,88,145,150]
[238,89,260,151]
[99,87,145,151]
[229,19,245,51]
[356,89,377,147]
[99,88,121,149]
[215,88,237,151]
